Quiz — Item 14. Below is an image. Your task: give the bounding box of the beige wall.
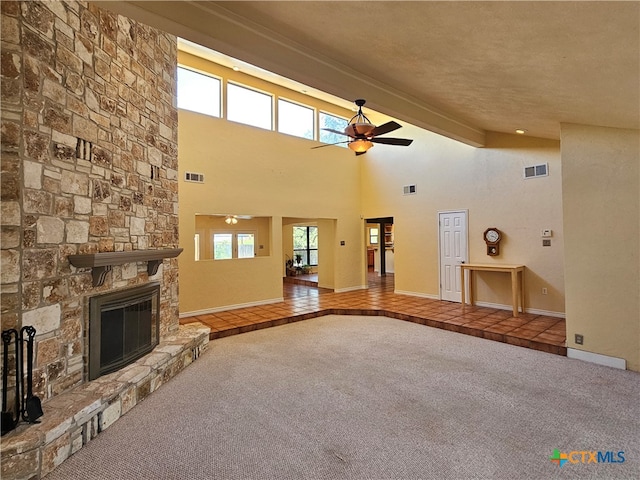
[176,36,640,372]
[561,123,640,371]
[178,51,371,314]
[172,31,640,370]
[361,124,564,313]
[180,109,566,315]
[316,218,337,290]
[178,110,364,314]
[178,49,565,318]
[176,59,640,372]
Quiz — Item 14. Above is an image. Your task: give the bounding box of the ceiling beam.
[94,1,486,147]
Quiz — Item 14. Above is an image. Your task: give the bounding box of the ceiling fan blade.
[321,128,350,137]
[311,141,349,149]
[368,121,402,137]
[370,137,413,146]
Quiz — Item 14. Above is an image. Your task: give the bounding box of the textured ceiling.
[97,1,640,146]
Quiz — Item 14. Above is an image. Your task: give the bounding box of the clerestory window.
[177,66,221,117]
[278,98,315,140]
[227,82,273,130]
[319,112,348,148]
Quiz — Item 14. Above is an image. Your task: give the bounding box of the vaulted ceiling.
[96,1,640,147]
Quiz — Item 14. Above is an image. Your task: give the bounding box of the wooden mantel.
[68,248,183,286]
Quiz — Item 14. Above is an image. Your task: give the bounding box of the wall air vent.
[185,172,205,183]
[524,163,548,179]
[403,184,417,195]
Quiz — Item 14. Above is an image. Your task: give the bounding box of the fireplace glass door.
[89,283,160,380]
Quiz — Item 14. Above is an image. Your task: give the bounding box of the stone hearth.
[0,323,209,479]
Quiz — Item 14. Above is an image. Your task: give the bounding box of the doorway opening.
[283,218,336,291]
[365,216,394,280]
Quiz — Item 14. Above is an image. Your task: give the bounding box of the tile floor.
[180,271,567,356]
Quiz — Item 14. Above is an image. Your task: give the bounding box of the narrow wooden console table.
[460,263,525,317]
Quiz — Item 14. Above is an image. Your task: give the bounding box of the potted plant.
[302,264,312,275]
[285,255,296,276]
[295,254,303,274]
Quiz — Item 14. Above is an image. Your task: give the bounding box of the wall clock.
[484,227,502,256]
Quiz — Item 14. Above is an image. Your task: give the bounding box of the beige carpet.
[47,315,639,479]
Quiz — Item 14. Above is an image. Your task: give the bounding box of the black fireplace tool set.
[1,326,43,436]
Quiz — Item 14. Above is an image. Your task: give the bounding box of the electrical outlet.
[542,287,548,295]
[575,334,584,345]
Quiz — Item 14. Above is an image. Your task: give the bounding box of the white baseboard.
[334,285,368,293]
[179,297,284,318]
[524,307,566,318]
[474,301,565,318]
[394,290,440,300]
[567,348,626,370]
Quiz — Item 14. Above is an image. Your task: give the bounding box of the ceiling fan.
[218,214,252,224]
[312,99,413,155]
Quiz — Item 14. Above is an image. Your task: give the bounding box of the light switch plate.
[541,229,552,237]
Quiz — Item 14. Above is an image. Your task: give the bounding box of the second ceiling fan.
[313,99,413,155]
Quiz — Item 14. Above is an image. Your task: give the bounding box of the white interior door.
[439,211,468,302]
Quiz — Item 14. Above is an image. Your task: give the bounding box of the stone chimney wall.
[1,0,178,403]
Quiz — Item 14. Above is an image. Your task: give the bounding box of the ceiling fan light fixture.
[313,99,413,155]
[348,139,373,153]
[225,215,238,224]
[345,122,375,137]
[346,99,374,137]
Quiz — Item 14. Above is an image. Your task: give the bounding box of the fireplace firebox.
[89,283,160,381]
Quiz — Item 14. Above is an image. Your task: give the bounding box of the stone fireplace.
[1,0,180,403]
[0,1,208,478]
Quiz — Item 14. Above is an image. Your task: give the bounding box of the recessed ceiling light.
[515,129,527,134]
[232,66,240,71]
